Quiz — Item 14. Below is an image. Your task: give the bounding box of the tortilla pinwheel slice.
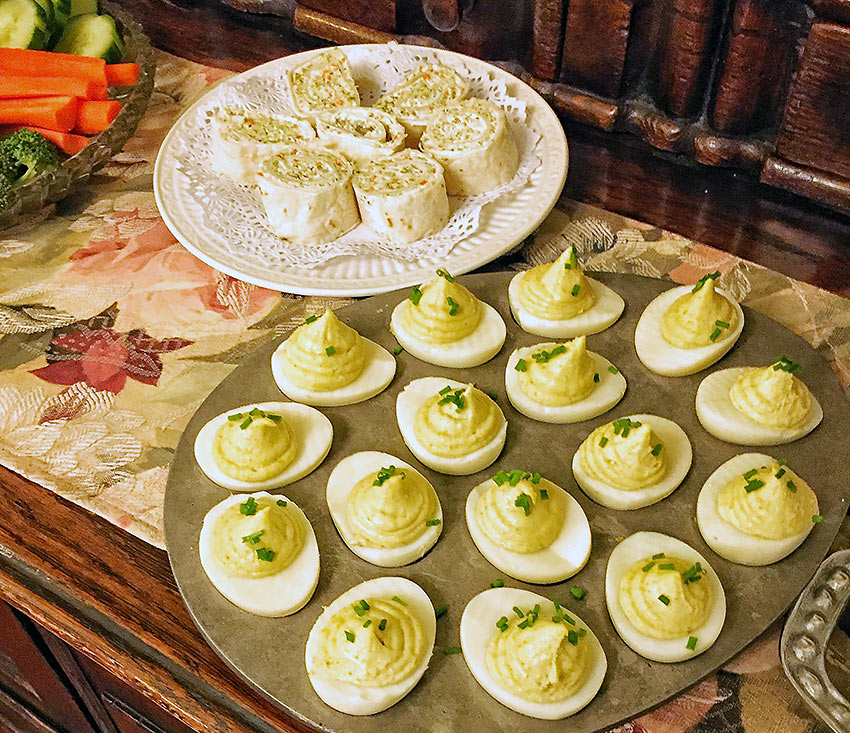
[316,107,406,168]
[287,47,360,123]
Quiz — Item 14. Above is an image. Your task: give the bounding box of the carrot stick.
[7,126,90,156]
[74,100,121,134]
[0,48,107,86]
[0,75,107,101]
[0,96,80,133]
[105,63,139,87]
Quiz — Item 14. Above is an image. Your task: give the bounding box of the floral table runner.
[1,49,848,733]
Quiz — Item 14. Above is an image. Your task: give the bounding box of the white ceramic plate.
[153,44,568,297]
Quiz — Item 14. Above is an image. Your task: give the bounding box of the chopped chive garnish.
[508,470,525,486]
[571,284,581,297]
[743,468,758,480]
[532,345,567,364]
[564,248,579,270]
[436,268,455,282]
[813,515,824,523]
[363,619,372,628]
[540,489,549,500]
[496,616,509,632]
[517,619,530,629]
[240,497,258,515]
[776,468,786,479]
[514,358,527,372]
[612,417,641,438]
[439,385,452,395]
[773,355,801,373]
[709,328,722,341]
[446,296,459,316]
[599,436,609,447]
[658,563,676,571]
[531,472,541,484]
[409,286,422,305]
[715,320,730,329]
[745,479,765,493]
[438,388,466,411]
[577,628,587,637]
[276,499,287,507]
[513,606,524,618]
[359,599,370,610]
[239,416,252,429]
[692,271,720,292]
[491,578,504,588]
[305,314,318,324]
[493,470,510,486]
[651,443,663,456]
[608,365,619,374]
[682,562,703,584]
[570,586,587,601]
[374,465,398,486]
[435,605,447,620]
[443,646,462,655]
[687,636,698,650]
[658,594,671,605]
[324,346,336,357]
[256,547,275,562]
[567,630,579,646]
[378,619,387,631]
[593,373,600,383]
[514,492,532,516]
[778,458,787,466]
[787,480,797,492]
[642,561,655,572]
[242,529,265,545]
[392,595,407,606]
[393,344,404,355]
[344,630,355,642]
[227,413,241,421]
[426,518,441,526]
[486,390,498,401]
[652,553,665,559]
[353,604,367,617]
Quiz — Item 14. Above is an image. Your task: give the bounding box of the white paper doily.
[154,44,568,296]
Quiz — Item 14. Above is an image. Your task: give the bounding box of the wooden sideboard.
[231,0,850,212]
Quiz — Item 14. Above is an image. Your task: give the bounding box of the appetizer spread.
[286,46,359,122]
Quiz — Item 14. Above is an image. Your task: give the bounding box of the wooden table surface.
[1,1,849,731]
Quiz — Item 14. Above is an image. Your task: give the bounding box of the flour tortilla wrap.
[353,150,449,244]
[420,98,518,195]
[316,107,406,168]
[287,47,360,123]
[258,145,360,245]
[374,64,469,145]
[210,108,316,183]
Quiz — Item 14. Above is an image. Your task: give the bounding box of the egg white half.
[508,273,625,338]
[572,414,692,510]
[696,452,818,565]
[460,587,607,719]
[390,298,506,368]
[606,532,725,663]
[198,491,320,616]
[465,477,591,583]
[271,338,396,406]
[634,285,744,376]
[305,576,436,715]
[396,377,507,476]
[194,401,333,491]
[505,346,626,424]
[695,368,823,445]
[326,451,443,567]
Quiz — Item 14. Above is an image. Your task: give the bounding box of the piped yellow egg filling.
[579,419,666,490]
[513,247,596,320]
[213,409,297,482]
[717,461,817,540]
[398,271,481,345]
[314,597,425,686]
[211,496,303,577]
[518,336,596,406]
[729,363,812,428]
[487,612,589,702]
[661,274,737,349]
[345,465,439,548]
[413,384,502,458]
[619,555,711,640]
[477,473,565,553]
[278,310,365,391]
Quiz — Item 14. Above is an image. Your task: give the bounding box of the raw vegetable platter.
[164,272,850,733]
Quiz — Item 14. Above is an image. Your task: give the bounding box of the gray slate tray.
[164,272,850,733]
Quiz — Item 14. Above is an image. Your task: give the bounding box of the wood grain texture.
[761,157,850,213]
[622,0,663,91]
[776,22,850,181]
[813,0,850,24]
[559,0,634,98]
[656,0,723,117]
[620,103,687,151]
[531,0,565,80]
[299,0,396,32]
[693,132,769,169]
[293,6,395,45]
[520,73,620,129]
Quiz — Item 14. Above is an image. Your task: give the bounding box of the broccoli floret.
[0,177,14,212]
[0,129,61,186]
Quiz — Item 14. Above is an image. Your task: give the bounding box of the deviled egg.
[465,469,591,583]
[194,401,332,491]
[572,414,692,510]
[460,587,607,719]
[326,451,442,567]
[390,269,506,368]
[505,336,626,423]
[396,377,507,475]
[305,577,436,715]
[199,492,319,616]
[634,271,744,376]
[508,246,624,337]
[605,532,726,662]
[272,310,396,406]
[696,453,820,565]
[695,356,823,445]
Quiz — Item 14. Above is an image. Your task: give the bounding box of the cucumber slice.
[53,12,123,62]
[68,0,95,15]
[31,0,54,33]
[0,0,48,49]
